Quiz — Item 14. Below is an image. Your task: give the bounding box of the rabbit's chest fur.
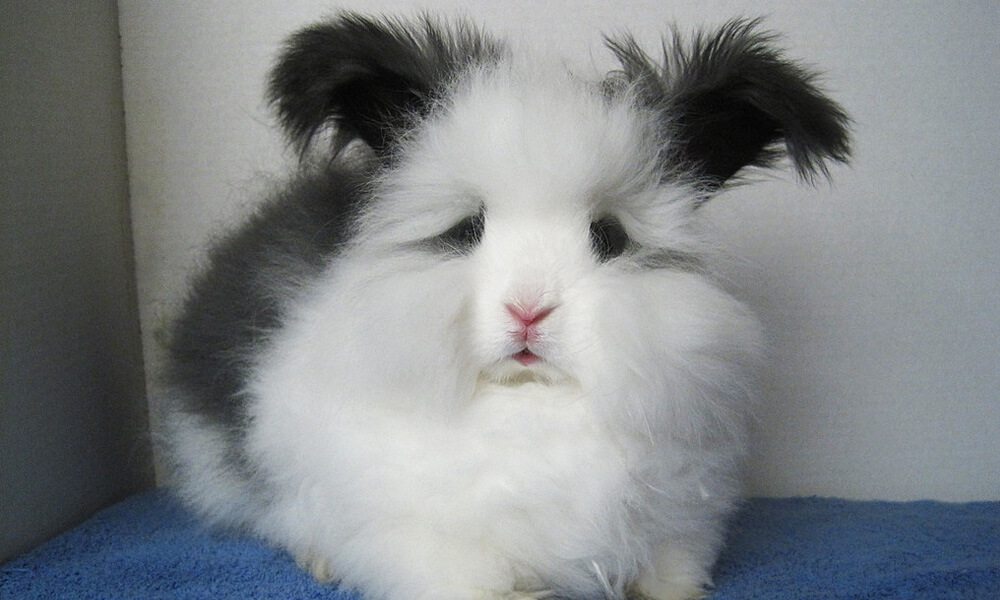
[257,379,636,537]
[248,350,664,598]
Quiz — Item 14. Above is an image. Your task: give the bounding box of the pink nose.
[505,303,555,328]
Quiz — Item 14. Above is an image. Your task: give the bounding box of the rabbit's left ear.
[607,19,851,192]
[268,13,503,158]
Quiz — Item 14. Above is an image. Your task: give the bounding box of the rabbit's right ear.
[268,13,503,158]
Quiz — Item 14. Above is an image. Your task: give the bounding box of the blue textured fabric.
[713,497,1000,599]
[2,490,998,599]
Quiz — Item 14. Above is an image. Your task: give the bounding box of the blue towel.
[2,490,998,599]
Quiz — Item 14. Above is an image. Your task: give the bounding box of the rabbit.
[161,13,850,600]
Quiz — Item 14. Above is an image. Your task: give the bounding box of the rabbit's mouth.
[512,348,541,366]
[479,348,571,386]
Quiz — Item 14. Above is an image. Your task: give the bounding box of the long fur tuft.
[606,18,851,189]
[268,13,505,158]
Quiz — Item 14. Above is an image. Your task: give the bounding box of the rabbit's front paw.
[293,548,338,584]
[631,579,709,600]
[478,590,555,600]
[631,544,712,600]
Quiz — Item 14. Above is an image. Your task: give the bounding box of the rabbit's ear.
[268,13,503,158]
[607,19,850,192]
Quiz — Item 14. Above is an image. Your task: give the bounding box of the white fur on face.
[354,66,705,385]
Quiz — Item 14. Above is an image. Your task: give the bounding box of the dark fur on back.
[166,166,368,431]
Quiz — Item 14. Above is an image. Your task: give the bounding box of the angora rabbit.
[163,13,850,600]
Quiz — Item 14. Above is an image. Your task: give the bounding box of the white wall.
[119,1,1000,501]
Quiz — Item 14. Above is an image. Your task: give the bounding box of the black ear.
[268,13,503,158]
[607,18,850,190]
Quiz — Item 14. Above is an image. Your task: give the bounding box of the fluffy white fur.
[178,66,756,600]
[165,14,849,600]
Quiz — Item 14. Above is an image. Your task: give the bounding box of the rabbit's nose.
[505,303,555,328]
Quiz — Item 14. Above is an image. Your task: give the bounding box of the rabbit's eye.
[437,210,485,253]
[590,216,630,261]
